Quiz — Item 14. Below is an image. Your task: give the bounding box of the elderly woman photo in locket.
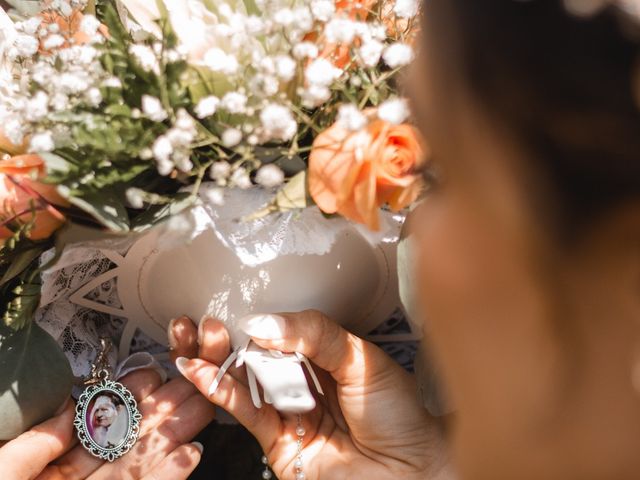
[87,394,128,449]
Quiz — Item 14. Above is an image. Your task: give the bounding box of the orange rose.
[309,119,426,230]
[0,155,68,244]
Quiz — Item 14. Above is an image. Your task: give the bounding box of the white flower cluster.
[152,109,198,175]
[0,4,110,153]
[121,0,417,151]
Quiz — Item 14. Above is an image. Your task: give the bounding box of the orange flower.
[0,155,68,244]
[309,119,426,230]
[39,8,108,50]
[312,0,377,69]
[380,0,420,45]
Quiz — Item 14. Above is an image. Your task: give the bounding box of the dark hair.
[428,0,640,231]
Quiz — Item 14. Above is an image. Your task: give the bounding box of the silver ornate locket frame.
[74,339,142,462]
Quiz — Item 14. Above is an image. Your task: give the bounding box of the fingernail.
[175,356,189,376]
[168,318,179,349]
[191,441,204,454]
[197,317,208,345]
[54,396,70,416]
[237,314,286,340]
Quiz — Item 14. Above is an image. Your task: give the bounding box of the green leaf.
[130,193,194,231]
[39,152,72,176]
[275,171,309,210]
[0,248,42,287]
[0,322,73,440]
[67,192,130,232]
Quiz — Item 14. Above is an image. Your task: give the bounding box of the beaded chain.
[261,414,307,480]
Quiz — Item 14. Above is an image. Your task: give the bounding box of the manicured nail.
[237,314,286,340]
[175,356,189,376]
[167,318,179,349]
[191,441,204,454]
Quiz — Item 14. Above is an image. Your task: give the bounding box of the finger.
[140,443,203,480]
[238,310,400,387]
[175,357,281,452]
[169,316,198,362]
[196,318,248,387]
[197,317,232,366]
[88,394,215,480]
[52,369,166,478]
[0,400,75,480]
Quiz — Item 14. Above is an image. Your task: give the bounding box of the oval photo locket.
[74,377,142,462]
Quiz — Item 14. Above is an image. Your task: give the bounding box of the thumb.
[237,310,399,386]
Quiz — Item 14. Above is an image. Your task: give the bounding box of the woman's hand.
[0,368,215,480]
[172,311,454,480]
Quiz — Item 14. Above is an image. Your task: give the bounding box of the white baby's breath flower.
[255,164,285,188]
[125,187,145,209]
[51,92,70,111]
[293,7,314,32]
[142,95,168,122]
[152,135,173,163]
[173,151,194,172]
[274,8,294,26]
[393,0,419,18]
[203,48,239,75]
[29,131,55,152]
[245,15,265,34]
[195,95,220,118]
[337,104,368,131]
[156,158,174,176]
[58,72,90,94]
[261,75,280,96]
[260,104,297,141]
[382,43,415,68]
[222,128,243,147]
[15,34,39,57]
[231,167,252,189]
[311,0,336,21]
[43,34,65,50]
[378,98,410,124]
[358,40,384,67]
[129,44,160,74]
[275,55,296,81]
[221,92,247,114]
[324,18,357,44]
[305,58,342,87]
[209,161,231,181]
[300,85,331,108]
[292,42,318,60]
[26,91,49,122]
[18,17,42,35]
[80,14,101,36]
[166,128,194,147]
[4,119,25,147]
[86,87,102,106]
[174,108,195,132]
[202,186,225,205]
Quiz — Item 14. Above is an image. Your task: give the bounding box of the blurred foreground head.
[409,1,640,479]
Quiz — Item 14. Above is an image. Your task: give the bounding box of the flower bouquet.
[0,0,425,435]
